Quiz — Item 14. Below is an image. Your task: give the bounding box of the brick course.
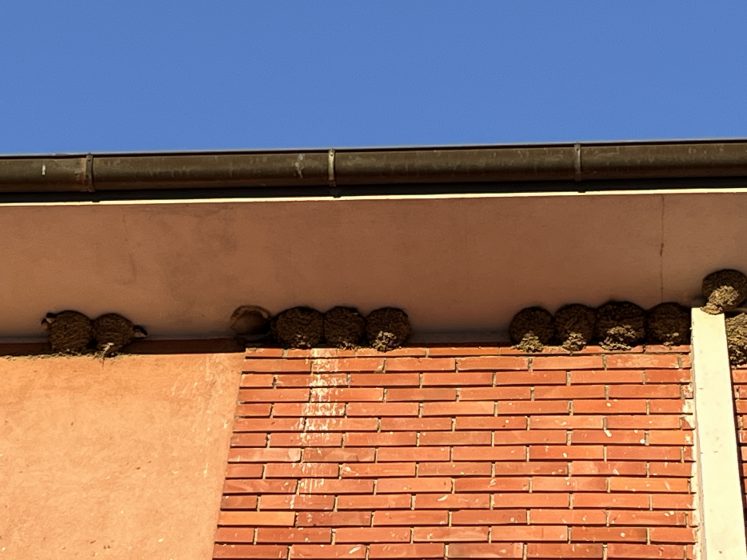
[214,345,695,559]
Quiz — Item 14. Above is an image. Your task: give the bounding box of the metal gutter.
[1,139,747,197]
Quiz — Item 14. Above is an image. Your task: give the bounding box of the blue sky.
[1,1,746,154]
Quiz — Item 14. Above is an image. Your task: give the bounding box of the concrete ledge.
[691,308,747,559]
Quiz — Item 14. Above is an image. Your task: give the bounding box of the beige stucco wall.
[0,353,242,560]
[1,189,746,339]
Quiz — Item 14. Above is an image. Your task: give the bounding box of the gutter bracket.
[84,154,95,192]
[574,143,585,193]
[328,149,340,198]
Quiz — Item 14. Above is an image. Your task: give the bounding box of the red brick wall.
[214,346,696,560]
[732,363,747,527]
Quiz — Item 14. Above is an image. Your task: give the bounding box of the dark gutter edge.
[1,139,747,196]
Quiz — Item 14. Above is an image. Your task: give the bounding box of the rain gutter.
[2,139,747,200]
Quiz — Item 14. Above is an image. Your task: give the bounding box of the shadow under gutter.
[1,140,747,201]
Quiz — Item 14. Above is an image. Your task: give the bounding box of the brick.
[490,525,568,542]
[386,388,457,401]
[341,463,416,478]
[570,370,644,384]
[296,512,371,527]
[645,369,692,383]
[457,356,528,370]
[335,528,410,543]
[303,447,375,462]
[245,358,310,372]
[381,417,452,431]
[428,346,502,356]
[378,477,452,493]
[256,528,332,543]
[289,544,366,558]
[386,357,455,371]
[413,526,489,542]
[259,495,335,511]
[650,494,695,510]
[373,510,448,526]
[455,416,528,430]
[573,400,647,414]
[240,374,275,387]
[275,373,348,387]
[414,493,490,509]
[352,347,427,357]
[526,543,603,558]
[533,385,606,399]
[608,385,682,399]
[422,401,495,416]
[606,544,692,559]
[606,354,680,369]
[345,432,416,447]
[648,462,693,477]
[494,371,566,385]
[272,403,347,417]
[530,509,606,525]
[606,446,683,461]
[459,387,531,400]
[234,418,304,432]
[310,388,383,402]
[605,415,683,429]
[573,493,649,509]
[223,478,297,494]
[303,418,379,432]
[219,511,295,526]
[609,511,688,526]
[571,527,647,542]
[378,446,450,462]
[221,495,260,509]
[239,388,310,402]
[347,403,419,417]
[423,372,493,386]
[369,543,445,558]
[236,404,273,417]
[247,348,285,358]
[649,527,695,544]
[531,476,607,492]
[265,463,339,478]
[497,400,570,415]
[231,433,268,447]
[532,355,603,370]
[447,543,523,558]
[647,430,693,446]
[455,477,529,492]
[226,464,264,478]
[571,430,645,445]
[338,494,411,510]
[228,448,301,462]
[452,509,526,525]
[297,479,374,494]
[419,431,491,446]
[529,445,604,460]
[569,461,647,476]
[529,415,604,429]
[491,493,569,508]
[419,462,493,476]
[214,527,255,543]
[269,433,344,447]
[452,446,525,461]
[214,544,287,559]
[350,373,419,387]
[493,462,567,476]
[311,357,385,372]
[649,400,688,414]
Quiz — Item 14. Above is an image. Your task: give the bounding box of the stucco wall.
[1,190,746,339]
[0,353,242,559]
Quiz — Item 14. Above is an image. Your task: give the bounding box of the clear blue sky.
[2,2,746,154]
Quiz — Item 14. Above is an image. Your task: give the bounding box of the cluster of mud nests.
[701,269,747,365]
[42,311,147,356]
[269,306,410,352]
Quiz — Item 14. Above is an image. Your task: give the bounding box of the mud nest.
[365,307,411,352]
[230,305,271,341]
[323,306,365,349]
[646,302,691,345]
[554,304,596,352]
[43,310,94,354]
[272,306,324,348]
[726,313,747,366]
[93,313,147,355]
[702,269,747,314]
[595,301,646,351]
[508,306,554,353]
